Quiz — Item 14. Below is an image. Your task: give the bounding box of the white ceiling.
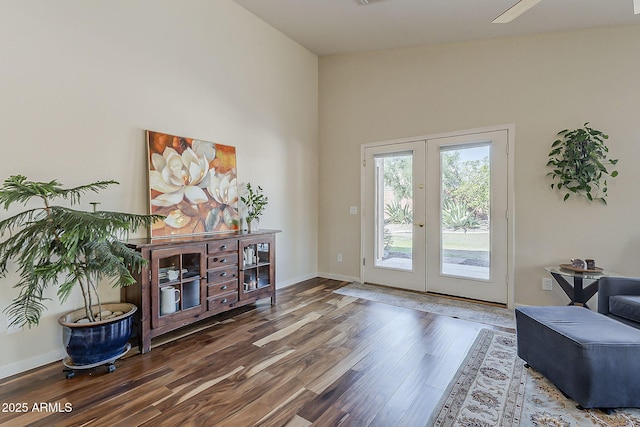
[233,0,640,56]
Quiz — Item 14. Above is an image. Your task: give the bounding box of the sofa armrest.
[597,277,640,315]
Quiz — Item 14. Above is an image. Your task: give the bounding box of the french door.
[362,141,427,292]
[362,129,510,304]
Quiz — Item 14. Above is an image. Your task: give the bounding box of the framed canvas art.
[147,130,239,238]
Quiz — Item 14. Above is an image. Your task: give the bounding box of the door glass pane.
[374,152,413,270]
[157,252,202,316]
[158,255,181,285]
[440,144,490,280]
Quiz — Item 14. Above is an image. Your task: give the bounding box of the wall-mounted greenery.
[546,123,619,204]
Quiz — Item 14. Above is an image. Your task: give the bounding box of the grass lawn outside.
[388,230,489,253]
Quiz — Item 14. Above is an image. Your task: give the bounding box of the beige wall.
[0,0,318,377]
[2,0,639,379]
[318,25,640,305]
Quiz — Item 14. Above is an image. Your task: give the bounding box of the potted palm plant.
[0,175,160,369]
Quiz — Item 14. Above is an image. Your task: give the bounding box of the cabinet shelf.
[243,282,271,291]
[159,274,201,286]
[242,262,270,270]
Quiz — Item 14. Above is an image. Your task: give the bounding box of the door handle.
[414,222,425,228]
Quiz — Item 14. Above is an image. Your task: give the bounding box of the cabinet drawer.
[208,253,238,269]
[207,280,239,297]
[207,266,238,284]
[208,293,238,314]
[208,240,238,254]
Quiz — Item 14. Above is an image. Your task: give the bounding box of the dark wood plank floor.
[0,278,513,427]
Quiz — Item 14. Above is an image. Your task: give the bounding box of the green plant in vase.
[546,123,619,204]
[240,183,268,232]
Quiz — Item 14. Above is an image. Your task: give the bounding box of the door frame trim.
[360,124,515,309]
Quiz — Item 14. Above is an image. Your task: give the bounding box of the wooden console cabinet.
[123,230,277,353]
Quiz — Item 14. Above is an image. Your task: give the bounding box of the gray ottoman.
[515,306,640,409]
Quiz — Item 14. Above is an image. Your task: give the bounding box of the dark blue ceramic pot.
[58,303,137,366]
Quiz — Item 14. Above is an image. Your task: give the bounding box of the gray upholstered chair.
[597,277,640,329]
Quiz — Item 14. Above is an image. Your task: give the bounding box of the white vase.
[248,219,259,233]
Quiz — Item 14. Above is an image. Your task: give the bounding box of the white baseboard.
[0,349,66,380]
[317,272,360,283]
[276,272,318,289]
[276,273,358,290]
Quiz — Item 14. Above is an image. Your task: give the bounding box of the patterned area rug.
[334,282,515,329]
[429,328,640,426]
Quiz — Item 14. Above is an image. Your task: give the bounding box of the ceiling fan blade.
[634,0,640,14]
[493,0,542,24]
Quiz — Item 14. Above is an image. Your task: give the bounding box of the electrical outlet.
[542,278,553,291]
[349,206,358,215]
[337,253,343,262]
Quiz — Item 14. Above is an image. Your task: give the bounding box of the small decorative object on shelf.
[240,183,268,232]
[571,258,587,270]
[243,246,257,265]
[244,279,258,291]
[560,258,602,273]
[546,123,619,204]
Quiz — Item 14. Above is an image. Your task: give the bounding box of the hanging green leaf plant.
[546,123,619,204]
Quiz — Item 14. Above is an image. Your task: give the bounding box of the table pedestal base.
[549,272,599,309]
